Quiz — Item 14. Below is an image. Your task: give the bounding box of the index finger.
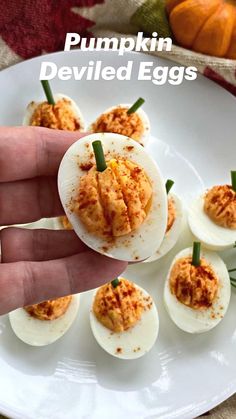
[0,126,84,182]
[0,253,127,315]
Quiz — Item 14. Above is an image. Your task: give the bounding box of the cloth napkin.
[0,1,235,418]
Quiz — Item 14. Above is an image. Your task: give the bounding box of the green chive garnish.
[229,267,236,287]
[127,97,145,114]
[228,267,236,287]
[231,171,236,192]
[230,277,236,288]
[92,140,107,172]
[111,278,120,288]
[165,179,174,195]
[192,242,201,267]
[41,80,55,105]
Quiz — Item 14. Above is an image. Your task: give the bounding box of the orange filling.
[204,185,236,229]
[166,197,176,233]
[93,278,146,332]
[75,158,152,238]
[30,99,81,131]
[92,107,144,142]
[59,215,73,230]
[169,257,219,310]
[24,296,72,321]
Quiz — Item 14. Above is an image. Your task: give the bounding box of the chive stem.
[165,179,174,195]
[231,171,236,192]
[92,140,107,172]
[111,278,120,288]
[192,242,201,267]
[41,80,55,105]
[127,97,145,114]
[228,268,236,273]
[230,279,236,288]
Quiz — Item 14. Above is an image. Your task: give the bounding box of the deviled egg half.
[90,98,150,146]
[164,243,231,333]
[58,133,168,262]
[188,172,236,251]
[145,180,183,262]
[0,217,57,232]
[9,294,80,346]
[53,215,73,230]
[90,277,159,359]
[23,81,85,132]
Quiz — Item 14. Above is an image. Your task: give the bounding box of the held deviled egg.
[144,180,184,263]
[188,172,236,251]
[90,98,150,146]
[53,216,73,230]
[23,81,85,131]
[58,133,168,262]
[164,243,231,333]
[90,278,159,359]
[9,294,80,346]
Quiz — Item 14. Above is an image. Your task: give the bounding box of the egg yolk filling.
[204,185,236,229]
[166,197,176,233]
[169,257,219,310]
[92,107,144,141]
[24,296,72,321]
[30,99,81,131]
[59,215,73,230]
[93,279,145,332]
[75,158,152,238]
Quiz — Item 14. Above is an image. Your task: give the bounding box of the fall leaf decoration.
[0,0,104,59]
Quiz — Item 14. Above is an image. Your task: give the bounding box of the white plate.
[0,50,235,419]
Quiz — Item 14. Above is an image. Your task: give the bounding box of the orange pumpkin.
[166,0,236,59]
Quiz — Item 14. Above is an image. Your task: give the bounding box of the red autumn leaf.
[0,0,104,59]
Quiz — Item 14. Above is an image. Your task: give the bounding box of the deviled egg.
[90,277,159,359]
[58,133,168,262]
[188,172,236,251]
[145,180,183,262]
[9,294,80,346]
[53,216,73,230]
[90,98,150,146]
[23,81,85,131]
[164,243,231,333]
[0,217,56,231]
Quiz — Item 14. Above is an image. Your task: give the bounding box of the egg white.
[58,133,168,262]
[188,195,236,251]
[52,217,65,230]
[23,93,85,131]
[51,215,74,231]
[9,294,80,346]
[90,103,150,146]
[90,283,159,359]
[164,247,231,333]
[0,218,57,233]
[144,193,183,262]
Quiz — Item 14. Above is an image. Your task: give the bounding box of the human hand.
[0,126,127,315]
